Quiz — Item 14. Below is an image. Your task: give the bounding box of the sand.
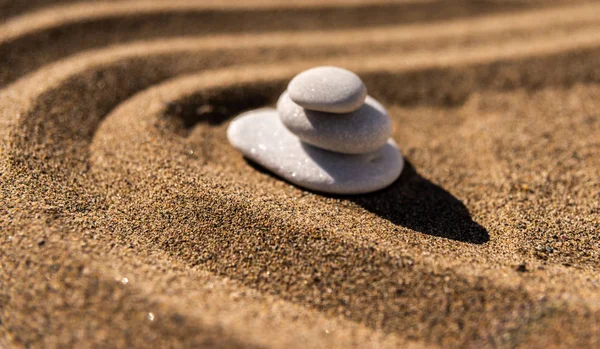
[1,0,599,348]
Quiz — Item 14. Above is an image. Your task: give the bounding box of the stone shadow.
[348,161,489,244]
[246,157,489,244]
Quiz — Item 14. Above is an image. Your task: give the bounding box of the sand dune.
[1,0,599,348]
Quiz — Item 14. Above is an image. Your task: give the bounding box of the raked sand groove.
[1,1,599,348]
[2,1,600,87]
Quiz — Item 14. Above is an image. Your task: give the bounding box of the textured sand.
[1,0,599,348]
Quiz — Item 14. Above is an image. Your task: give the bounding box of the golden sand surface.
[1,0,599,347]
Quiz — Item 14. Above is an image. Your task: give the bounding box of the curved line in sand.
[0,0,441,41]
[1,1,599,89]
[4,19,600,110]
[2,1,598,40]
[4,15,600,109]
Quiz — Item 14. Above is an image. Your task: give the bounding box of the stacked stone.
[227,66,404,195]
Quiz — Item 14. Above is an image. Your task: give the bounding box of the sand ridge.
[1,0,599,348]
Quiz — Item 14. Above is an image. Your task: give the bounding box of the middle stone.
[277,91,393,154]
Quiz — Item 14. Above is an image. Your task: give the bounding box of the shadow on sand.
[246,158,489,244]
[348,161,489,244]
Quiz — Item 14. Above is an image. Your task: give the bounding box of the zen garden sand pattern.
[1,1,599,348]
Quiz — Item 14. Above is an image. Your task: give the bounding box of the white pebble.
[227,109,403,195]
[278,92,392,154]
[288,66,367,113]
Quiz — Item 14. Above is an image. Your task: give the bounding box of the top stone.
[287,66,367,113]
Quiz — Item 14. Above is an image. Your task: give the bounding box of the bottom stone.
[227,108,404,195]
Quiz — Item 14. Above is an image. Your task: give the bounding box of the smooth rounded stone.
[278,92,392,154]
[227,108,404,195]
[287,66,367,113]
